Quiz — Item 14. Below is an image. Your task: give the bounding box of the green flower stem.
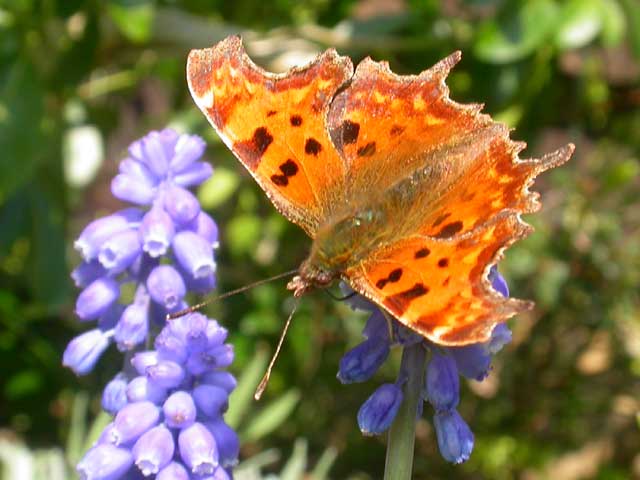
[383,342,427,480]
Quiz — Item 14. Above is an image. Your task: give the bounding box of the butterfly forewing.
[187,36,353,236]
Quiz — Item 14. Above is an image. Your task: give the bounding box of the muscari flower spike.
[339,265,513,464]
[66,129,238,479]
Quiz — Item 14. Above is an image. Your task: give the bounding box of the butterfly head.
[286,259,337,297]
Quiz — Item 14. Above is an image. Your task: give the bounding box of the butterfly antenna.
[167,269,298,320]
[254,297,301,400]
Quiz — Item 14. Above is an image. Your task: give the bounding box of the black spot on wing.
[305,138,322,156]
[435,221,463,238]
[271,174,288,186]
[279,159,298,176]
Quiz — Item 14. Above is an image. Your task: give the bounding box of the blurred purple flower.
[67,129,239,478]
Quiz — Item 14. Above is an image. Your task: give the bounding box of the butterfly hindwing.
[346,213,533,345]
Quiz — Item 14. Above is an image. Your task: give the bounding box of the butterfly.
[187,36,573,346]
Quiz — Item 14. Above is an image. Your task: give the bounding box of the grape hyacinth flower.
[338,266,513,464]
[65,129,238,478]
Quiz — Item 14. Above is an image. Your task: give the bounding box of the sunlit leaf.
[474,0,558,64]
[107,0,155,44]
[554,0,603,50]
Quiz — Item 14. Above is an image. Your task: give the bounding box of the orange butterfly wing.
[327,56,573,344]
[187,36,353,236]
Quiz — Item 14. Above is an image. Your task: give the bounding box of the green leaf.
[280,438,308,480]
[242,389,301,442]
[225,348,268,429]
[310,446,338,480]
[27,190,70,306]
[620,0,640,58]
[107,0,155,44]
[474,0,559,64]
[554,0,603,50]
[599,0,626,46]
[0,61,46,198]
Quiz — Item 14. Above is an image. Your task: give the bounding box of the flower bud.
[448,344,491,381]
[74,209,142,260]
[111,173,156,205]
[98,229,141,274]
[486,323,512,354]
[192,385,229,417]
[71,260,107,288]
[77,444,133,480]
[140,130,172,178]
[173,161,213,187]
[131,350,159,375]
[178,422,219,475]
[489,265,509,297]
[199,371,237,393]
[163,391,197,429]
[424,353,459,411]
[102,373,128,415]
[157,462,189,480]
[147,360,185,389]
[114,302,149,352]
[433,410,474,464]
[75,277,120,321]
[132,424,175,476]
[111,401,160,446]
[164,185,200,224]
[140,207,175,258]
[63,329,110,376]
[187,212,219,248]
[147,265,186,310]
[170,133,206,172]
[357,383,403,435]
[337,337,389,384]
[126,376,167,404]
[172,231,216,279]
[206,419,239,468]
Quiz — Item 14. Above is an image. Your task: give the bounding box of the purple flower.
[102,373,129,415]
[63,329,111,376]
[341,265,514,464]
[337,336,390,384]
[179,422,219,475]
[146,265,186,310]
[424,352,460,411]
[132,425,175,475]
[75,277,120,321]
[433,410,474,464]
[172,231,216,279]
[357,383,403,435]
[76,444,133,480]
[110,401,161,446]
[68,129,238,477]
[163,391,197,429]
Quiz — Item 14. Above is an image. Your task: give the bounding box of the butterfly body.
[187,36,574,346]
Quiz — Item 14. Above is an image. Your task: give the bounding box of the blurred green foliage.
[0,0,639,478]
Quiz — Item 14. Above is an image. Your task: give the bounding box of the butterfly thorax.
[287,206,395,297]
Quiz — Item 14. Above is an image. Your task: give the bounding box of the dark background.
[1,0,639,478]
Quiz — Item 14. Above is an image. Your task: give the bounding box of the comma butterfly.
[187,36,573,346]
